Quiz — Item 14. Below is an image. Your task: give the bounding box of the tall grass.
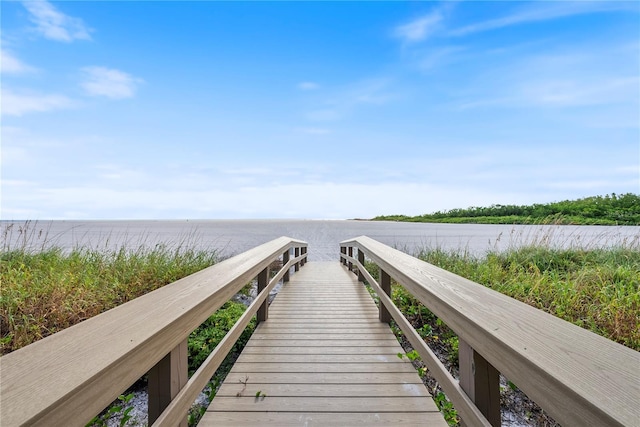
[1,223,219,355]
[415,245,640,350]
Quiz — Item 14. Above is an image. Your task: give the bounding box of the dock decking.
[200,261,446,426]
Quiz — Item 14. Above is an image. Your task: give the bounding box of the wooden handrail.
[0,237,308,426]
[340,236,639,427]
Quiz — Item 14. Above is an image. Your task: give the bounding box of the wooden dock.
[3,236,637,426]
[200,261,446,426]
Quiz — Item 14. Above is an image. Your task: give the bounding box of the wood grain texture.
[199,412,447,426]
[342,236,640,427]
[215,383,431,397]
[202,262,446,426]
[0,237,307,427]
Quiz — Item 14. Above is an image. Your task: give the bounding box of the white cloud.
[449,2,639,37]
[394,10,443,43]
[1,89,75,116]
[1,49,36,74]
[298,82,319,90]
[22,0,92,42]
[80,67,143,99]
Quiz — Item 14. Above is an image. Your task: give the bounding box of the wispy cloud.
[1,89,75,116]
[416,45,466,71]
[449,2,639,37]
[455,46,640,111]
[298,81,319,90]
[0,48,36,74]
[521,76,639,107]
[23,0,92,42]
[306,78,394,122]
[394,9,444,43]
[80,67,143,99]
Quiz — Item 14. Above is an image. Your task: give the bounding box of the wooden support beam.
[257,267,269,323]
[283,250,290,282]
[294,247,300,271]
[340,247,347,265]
[357,249,365,281]
[379,269,391,323]
[301,247,307,266]
[459,339,500,427]
[148,339,188,427]
[348,247,353,271]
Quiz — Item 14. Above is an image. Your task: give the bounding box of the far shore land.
[371,193,640,226]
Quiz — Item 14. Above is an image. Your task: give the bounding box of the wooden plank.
[208,396,438,412]
[266,315,380,320]
[199,412,446,426]
[255,327,390,334]
[245,339,401,347]
[250,333,395,340]
[216,383,430,398]
[459,338,500,427]
[257,321,386,327]
[237,353,410,363]
[147,339,188,426]
[219,372,425,385]
[260,321,383,326]
[229,362,417,373]
[267,311,379,315]
[239,346,403,355]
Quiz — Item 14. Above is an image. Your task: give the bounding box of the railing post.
[257,266,269,323]
[348,247,353,271]
[357,249,365,282]
[340,247,347,265]
[294,247,300,272]
[148,339,188,427]
[283,249,290,282]
[379,268,391,323]
[301,247,307,266]
[459,339,501,427]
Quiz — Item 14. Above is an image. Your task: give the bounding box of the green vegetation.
[0,244,219,354]
[416,245,640,350]
[87,393,135,427]
[373,193,640,225]
[186,301,256,425]
[1,225,255,427]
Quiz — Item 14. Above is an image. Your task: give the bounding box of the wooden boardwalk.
[200,262,446,426]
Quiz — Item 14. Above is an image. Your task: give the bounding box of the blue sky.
[2,1,639,219]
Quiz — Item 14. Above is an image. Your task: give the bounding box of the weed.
[85,393,135,427]
[433,391,459,425]
[236,375,249,397]
[1,241,218,355]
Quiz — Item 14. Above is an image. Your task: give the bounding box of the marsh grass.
[415,245,640,350]
[1,222,219,355]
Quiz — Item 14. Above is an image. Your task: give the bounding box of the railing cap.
[341,235,639,427]
[0,237,307,426]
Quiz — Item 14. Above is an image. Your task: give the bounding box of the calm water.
[2,220,638,261]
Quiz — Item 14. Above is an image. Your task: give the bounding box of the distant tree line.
[372,193,640,225]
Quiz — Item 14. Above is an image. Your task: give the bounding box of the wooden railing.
[340,236,639,427]
[0,237,308,427]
